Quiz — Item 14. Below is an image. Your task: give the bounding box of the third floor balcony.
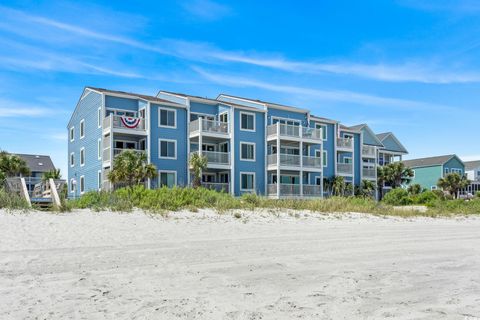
[337,137,353,150]
[362,145,376,158]
[189,119,229,137]
[267,153,322,171]
[103,115,147,135]
[267,123,323,142]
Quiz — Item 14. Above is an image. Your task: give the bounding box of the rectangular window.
[445,168,450,175]
[240,142,255,161]
[98,107,101,128]
[323,150,328,167]
[98,170,102,190]
[70,152,75,167]
[80,147,85,166]
[240,112,255,131]
[344,156,352,164]
[80,175,85,194]
[240,172,255,192]
[70,179,75,193]
[315,124,327,140]
[159,139,176,159]
[159,108,176,128]
[219,112,228,123]
[69,127,74,142]
[80,119,85,139]
[159,171,177,188]
[98,139,102,160]
[316,177,322,186]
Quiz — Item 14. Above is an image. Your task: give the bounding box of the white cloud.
[461,155,480,161]
[182,0,231,20]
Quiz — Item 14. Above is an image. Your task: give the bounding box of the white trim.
[69,126,75,142]
[239,111,256,132]
[87,89,186,108]
[158,106,177,129]
[97,138,102,160]
[158,139,177,160]
[79,175,85,194]
[79,119,85,139]
[97,170,102,190]
[158,170,177,187]
[315,123,328,141]
[69,178,75,193]
[240,171,256,192]
[114,139,138,149]
[240,141,256,161]
[70,152,75,167]
[271,116,301,126]
[80,147,85,167]
[315,176,322,186]
[97,107,102,128]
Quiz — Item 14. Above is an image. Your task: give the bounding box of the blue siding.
[105,95,139,111]
[267,108,307,126]
[381,135,405,153]
[443,157,465,176]
[190,101,218,115]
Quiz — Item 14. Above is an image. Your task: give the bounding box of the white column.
[276,122,280,199]
[198,119,203,188]
[300,140,303,197]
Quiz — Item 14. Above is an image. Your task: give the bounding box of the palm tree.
[189,153,208,188]
[437,173,470,199]
[0,151,31,178]
[107,150,157,189]
[377,166,387,199]
[358,179,376,198]
[407,183,423,195]
[331,175,346,196]
[385,162,414,188]
[42,169,62,182]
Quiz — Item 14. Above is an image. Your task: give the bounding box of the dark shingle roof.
[464,160,480,170]
[14,154,55,173]
[87,87,184,106]
[402,155,457,168]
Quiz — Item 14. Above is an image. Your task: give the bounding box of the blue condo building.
[67,87,408,198]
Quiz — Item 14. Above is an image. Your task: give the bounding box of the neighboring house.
[376,132,409,166]
[14,154,56,192]
[68,86,409,198]
[464,160,480,181]
[402,155,465,190]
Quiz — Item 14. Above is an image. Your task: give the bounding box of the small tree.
[437,173,470,199]
[407,183,423,195]
[331,176,346,196]
[108,150,157,189]
[42,169,62,181]
[357,179,376,198]
[189,153,208,188]
[385,162,414,188]
[0,151,31,178]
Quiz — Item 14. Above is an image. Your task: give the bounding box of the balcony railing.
[202,182,229,193]
[362,167,376,179]
[362,145,376,157]
[267,184,322,197]
[103,115,146,132]
[267,154,322,169]
[113,148,146,158]
[267,123,322,141]
[337,138,353,150]
[189,119,229,135]
[191,151,230,165]
[337,163,353,175]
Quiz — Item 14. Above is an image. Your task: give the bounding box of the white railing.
[362,145,376,157]
[337,163,353,175]
[337,138,353,149]
[362,167,376,179]
[267,184,322,196]
[104,115,146,131]
[267,154,322,169]
[191,151,230,165]
[303,156,322,168]
[267,123,322,141]
[202,183,229,192]
[113,148,146,158]
[303,185,322,196]
[189,119,229,135]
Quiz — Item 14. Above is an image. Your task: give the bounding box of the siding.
[411,165,443,190]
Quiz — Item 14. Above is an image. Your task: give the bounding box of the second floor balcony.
[190,151,230,167]
[362,145,376,158]
[337,163,353,175]
[267,183,322,197]
[103,115,147,135]
[337,138,353,150]
[189,119,229,137]
[267,123,323,142]
[362,167,376,179]
[267,154,322,171]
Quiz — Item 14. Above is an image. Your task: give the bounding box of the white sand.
[1,209,480,319]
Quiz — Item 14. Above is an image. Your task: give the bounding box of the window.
[240,112,255,131]
[80,119,85,139]
[431,186,438,191]
[315,124,327,140]
[240,142,255,161]
[219,112,228,123]
[80,147,85,166]
[315,177,322,186]
[69,127,74,142]
[70,179,75,193]
[98,139,102,160]
[323,150,328,167]
[159,139,176,159]
[344,156,352,164]
[80,175,85,194]
[445,168,450,175]
[159,108,176,128]
[240,172,255,191]
[98,170,102,190]
[272,118,300,126]
[70,152,75,167]
[159,171,177,187]
[97,107,102,128]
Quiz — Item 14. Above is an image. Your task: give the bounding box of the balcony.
[103,115,146,134]
[337,138,353,150]
[189,119,229,137]
[267,154,322,171]
[113,148,146,158]
[267,184,322,197]
[337,163,353,175]
[202,182,229,193]
[362,145,376,158]
[267,123,323,142]
[362,167,376,179]
[190,151,230,168]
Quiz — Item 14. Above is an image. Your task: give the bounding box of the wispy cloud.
[194,67,456,111]
[181,0,231,20]
[0,99,51,117]
[461,155,480,161]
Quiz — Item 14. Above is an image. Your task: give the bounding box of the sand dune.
[1,209,480,319]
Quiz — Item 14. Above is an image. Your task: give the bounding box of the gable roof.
[14,154,55,173]
[464,160,480,170]
[217,94,309,113]
[349,124,384,147]
[87,87,184,106]
[402,154,462,168]
[376,132,408,154]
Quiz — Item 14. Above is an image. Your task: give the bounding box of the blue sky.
[1,0,479,176]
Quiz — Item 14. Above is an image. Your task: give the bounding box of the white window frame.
[444,168,450,175]
[97,138,102,160]
[219,112,228,123]
[70,152,75,167]
[80,147,85,167]
[240,111,255,132]
[240,142,256,161]
[97,107,102,128]
[158,170,177,187]
[319,150,327,167]
[98,170,102,190]
[431,186,438,191]
[158,107,177,129]
[240,172,255,192]
[344,156,352,164]
[315,123,328,141]
[80,175,85,194]
[69,126,75,142]
[80,119,85,139]
[315,176,322,186]
[158,139,177,160]
[70,178,75,193]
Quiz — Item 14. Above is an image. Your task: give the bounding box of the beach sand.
[1,209,480,319]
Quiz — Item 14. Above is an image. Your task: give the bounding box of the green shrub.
[411,191,440,206]
[382,188,412,206]
[476,191,480,198]
[0,188,30,210]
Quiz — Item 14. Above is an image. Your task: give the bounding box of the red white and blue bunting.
[121,116,141,128]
